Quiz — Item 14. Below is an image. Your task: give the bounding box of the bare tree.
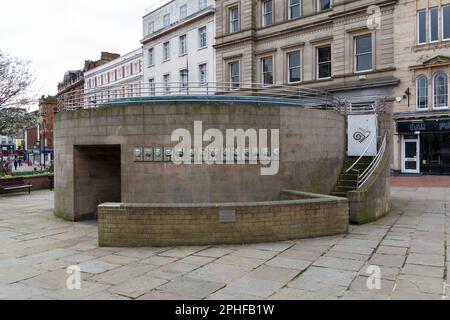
[0,50,36,108]
[0,50,38,136]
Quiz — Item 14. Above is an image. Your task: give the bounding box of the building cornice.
[329,0,398,19]
[141,8,215,45]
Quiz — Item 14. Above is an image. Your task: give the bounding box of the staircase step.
[333,186,357,192]
[336,180,358,187]
[331,191,348,198]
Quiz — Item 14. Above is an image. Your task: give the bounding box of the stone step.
[336,179,358,187]
[331,191,348,198]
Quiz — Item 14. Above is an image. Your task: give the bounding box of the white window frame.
[432,71,449,110]
[149,78,156,96]
[180,69,189,89]
[262,0,273,27]
[316,45,332,79]
[287,51,301,84]
[163,14,170,27]
[417,10,427,44]
[429,7,439,43]
[163,42,171,61]
[148,48,154,66]
[229,61,240,90]
[288,0,301,20]
[180,4,188,19]
[261,56,274,86]
[199,26,207,48]
[229,6,240,33]
[199,0,207,10]
[199,63,207,85]
[148,21,154,34]
[179,35,187,56]
[443,5,450,41]
[416,75,428,111]
[354,34,373,73]
[163,74,171,94]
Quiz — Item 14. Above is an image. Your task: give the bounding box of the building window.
[148,48,154,66]
[149,78,155,96]
[317,0,331,12]
[163,74,171,94]
[148,21,154,34]
[199,26,207,48]
[229,61,240,89]
[163,14,170,27]
[317,46,332,79]
[179,35,187,55]
[180,69,189,88]
[199,63,207,84]
[262,0,273,27]
[118,68,123,79]
[180,4,187,19]
[126,65,130,77]
[444,5,450,40]
[289,0,301,20]
[134,62,139,74]
[229,6,240,33]
[416,75,428,110]
[430,8,439,42]
[288,51,301,83]
[354,35,372,72]
[163,42,170,61]
[261,57,273,85]
[417,10,427,44]
[199,0,207,10]
[433,72,449,109]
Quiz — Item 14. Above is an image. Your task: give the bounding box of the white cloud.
[0,0,161,104]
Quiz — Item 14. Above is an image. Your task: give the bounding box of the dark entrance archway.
[73,145,121,221]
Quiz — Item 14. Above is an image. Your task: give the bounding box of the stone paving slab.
[0,187,449,300]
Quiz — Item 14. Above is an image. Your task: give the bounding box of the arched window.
[416,75,428,110]
[433,72,448,109]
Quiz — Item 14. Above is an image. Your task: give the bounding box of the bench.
[0,178,33,194]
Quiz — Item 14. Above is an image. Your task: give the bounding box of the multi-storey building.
[141,0,216,94]
[84,48,143,106]
[214,0,398,100]
[57,52,120,108]
[393,0,450,175]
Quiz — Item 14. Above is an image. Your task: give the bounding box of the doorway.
[402,135,420,174]
[73,145,121,221]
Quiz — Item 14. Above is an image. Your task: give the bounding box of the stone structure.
[392,0,450,175]
[98,191,349,247]
[214,0,399,100]
[141,0,216,93]
[54,101,346,221]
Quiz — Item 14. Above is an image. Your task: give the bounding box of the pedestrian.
[13,159,18,171]
[6,161,13,175]
[18,158,22,167]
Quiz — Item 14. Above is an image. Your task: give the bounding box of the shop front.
[397,118,450,175]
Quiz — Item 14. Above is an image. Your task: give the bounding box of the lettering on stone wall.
[219,210,236,223]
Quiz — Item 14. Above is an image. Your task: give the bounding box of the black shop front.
[397,118,450,175]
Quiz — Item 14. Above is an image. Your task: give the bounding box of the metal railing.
[57,82,342,113]
[357,132,388,188]
[344,96,389,115]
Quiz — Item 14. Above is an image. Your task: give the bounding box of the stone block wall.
[98,191,349,247]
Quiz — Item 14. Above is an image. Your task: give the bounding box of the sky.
[0,0,165,107]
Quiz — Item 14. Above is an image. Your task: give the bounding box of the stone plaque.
[144,147,154,162]
[219,210,236,223]
[133,147,143,162]
[154,147,163,162]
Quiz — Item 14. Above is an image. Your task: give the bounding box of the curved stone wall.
[54,102,346,221]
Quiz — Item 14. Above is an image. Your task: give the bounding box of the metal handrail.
[358,132,388,188]
[57,81,342,113]
[345,132,378,174]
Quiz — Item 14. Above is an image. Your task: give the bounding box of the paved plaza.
[0,185,449,300]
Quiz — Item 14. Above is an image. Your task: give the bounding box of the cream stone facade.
[214,0,399,100]
[393,0,450,174]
